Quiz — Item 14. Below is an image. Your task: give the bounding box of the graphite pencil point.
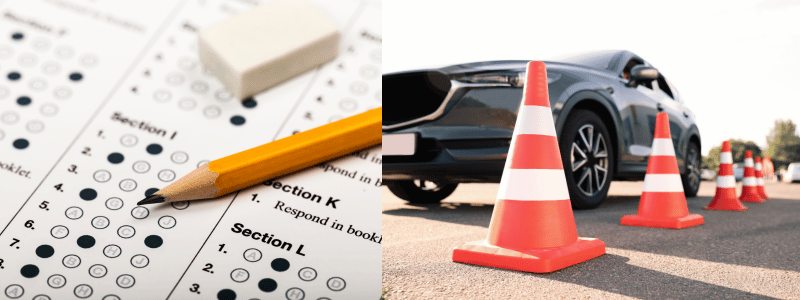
[138,195,166,205]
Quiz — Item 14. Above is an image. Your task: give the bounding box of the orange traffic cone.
[739,151,764,203]
[755,156,769,199]
[620,112,704,229]
[452,61,605,273]
[705,141,747,211]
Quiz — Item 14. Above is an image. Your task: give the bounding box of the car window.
[655,75,674,99]
[555,51,619,71]
[665,78,682,102]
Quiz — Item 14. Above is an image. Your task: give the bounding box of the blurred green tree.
[703,140,761,171]
[765,119,800,170]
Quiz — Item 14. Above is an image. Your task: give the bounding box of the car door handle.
[657,103,664,112]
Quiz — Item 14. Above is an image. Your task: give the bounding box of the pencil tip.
[138,195,166,205]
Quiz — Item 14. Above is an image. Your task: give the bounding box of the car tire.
[559,109,615,209]
[386,180,458,204]
[681,142,701,197]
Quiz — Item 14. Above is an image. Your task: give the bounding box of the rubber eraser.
[199,0,339,99]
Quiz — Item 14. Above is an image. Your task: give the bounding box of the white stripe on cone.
[642,174,684,192]
[497,169,570,201]
[744,158,754,167]
[650,138,676,156]
[716,175,735,188]
[755,163,762,171]
[743,177,757,186]
[720,152,733,164]
[514,106,557,137]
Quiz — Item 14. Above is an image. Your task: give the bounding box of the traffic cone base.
[452,238,605,273]
[739,187,765,203]
[621,213,705,229]
[705,188,747,211]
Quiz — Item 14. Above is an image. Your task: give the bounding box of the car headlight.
[456,71,560,87]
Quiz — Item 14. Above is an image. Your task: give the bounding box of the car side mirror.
[626,65,659,87]
[630,65,659,81]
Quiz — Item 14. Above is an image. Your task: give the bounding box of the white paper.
[0,0,382,298]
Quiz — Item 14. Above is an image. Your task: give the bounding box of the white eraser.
[199,0,339,99]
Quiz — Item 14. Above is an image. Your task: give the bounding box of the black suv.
[382,50,702,209]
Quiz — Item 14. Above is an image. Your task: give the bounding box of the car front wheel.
[559,109,615,209]
[386,180,458,204]
[681,142,701,197]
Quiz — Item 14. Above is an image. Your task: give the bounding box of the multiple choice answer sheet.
[0,0,382,298]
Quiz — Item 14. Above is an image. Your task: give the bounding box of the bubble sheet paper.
[0,0,382,298]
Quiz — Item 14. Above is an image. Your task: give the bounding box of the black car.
[382,50,702,209]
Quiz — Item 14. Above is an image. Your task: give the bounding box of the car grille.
[383,70,451,127]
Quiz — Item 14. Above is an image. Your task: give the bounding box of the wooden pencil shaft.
[208,107,381,196]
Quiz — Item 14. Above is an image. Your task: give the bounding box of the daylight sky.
[384,0,800,155]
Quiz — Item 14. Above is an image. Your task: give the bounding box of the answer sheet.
[0,0,382,298]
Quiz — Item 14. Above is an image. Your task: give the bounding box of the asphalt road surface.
[382,181,800,299]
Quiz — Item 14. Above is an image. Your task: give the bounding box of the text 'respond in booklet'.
[0,0,382,299]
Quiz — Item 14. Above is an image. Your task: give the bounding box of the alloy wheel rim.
[415,180,443,192]
[570,124,609,197]
[687,148,700,190]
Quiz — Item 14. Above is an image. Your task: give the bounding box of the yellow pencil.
[137,107,381,205]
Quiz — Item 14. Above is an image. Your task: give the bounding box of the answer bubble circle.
[94,170,111,182]
[120,134,137,147]
[116,274,135,288]
[50,225,69,239]
[119,179,137,192]
[107,152,124,164]
[230,116,245,126]
[242,98,257,108]
[103,245,122,258]
[130,254,149,268]
[20,264,39,278]
[36,244,55,258]
[2,112,19,124]
[16,96,31,106]
[217,289,236,300]
[28,78,48,91]
[79,188,98,201]
[88,264,107,278]
[117,225,136,239]
[257,278,277,292]
[327,277,346,291]
[12,138,29,149]
[158,216,176,229]
[144,235,163,248]
[131,206,149,219]
[73,284,92,298]
[47,274,67,288]
[65,207,83,220]
[4,284,23,299]
[91,216,110,229]
[243,248,262,262]
[230,268,250,283]
[105,197,124,210]
[26,120,45,133]
[69,72,83,82]
[102,295,121,300]
[146,143,163,155]
[53,86,71,99]
[62,254,81,268]
[77,235,96,248]
[132,161,150,173]
[298,267,317,281]
[285,287,304,299]
[271,258,290,272]
[158,169,176,182]
[40,103,58,116]
[171,151,189,164]
[171,201,189,210]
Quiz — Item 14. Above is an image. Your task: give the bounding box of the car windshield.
[552,51,620,71]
